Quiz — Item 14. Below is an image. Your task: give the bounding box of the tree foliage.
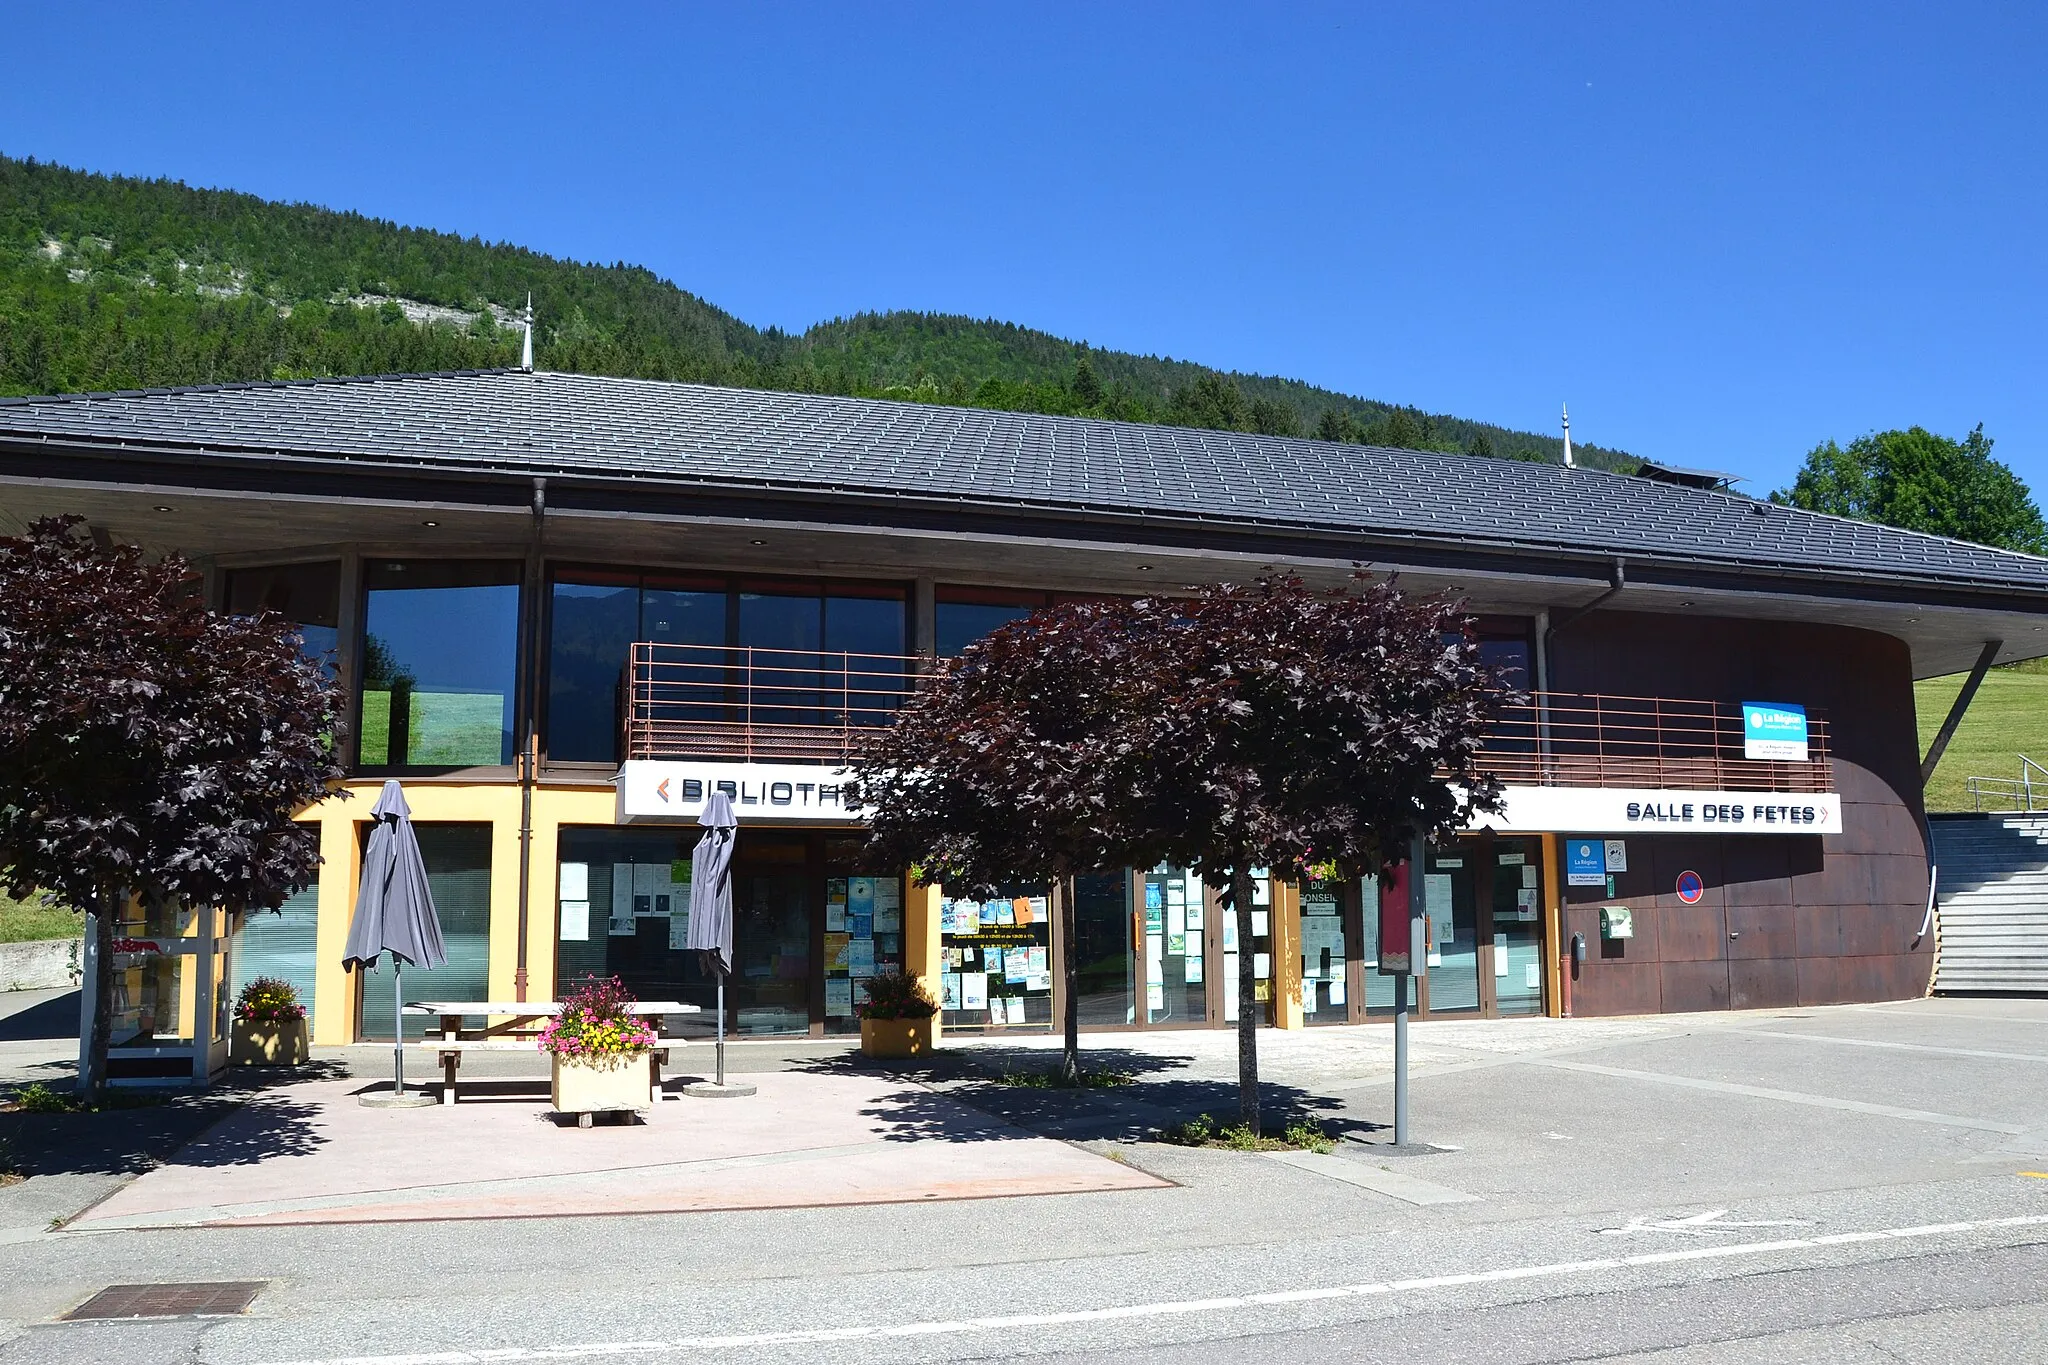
[0,153,1636,468]
[0,517,345,1096]
[850,575,1509,1118]
[1772,425,2045,554]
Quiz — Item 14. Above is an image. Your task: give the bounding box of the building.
[4,367,2044,1052]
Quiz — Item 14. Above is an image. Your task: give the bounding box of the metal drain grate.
[63,1282,265,1321]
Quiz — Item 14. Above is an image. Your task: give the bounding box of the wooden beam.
[1921,640,2003,786]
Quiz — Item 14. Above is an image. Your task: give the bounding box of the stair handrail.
[2023,755,2048,812]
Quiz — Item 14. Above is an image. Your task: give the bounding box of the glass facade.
[360,561,520,768]
[1142,867,1207,1024]
[822,836,906,1034]
[1072,872,1135,1027]
[1299,875,1348,1023]
[225,562,341,671]
[357,823,493,1042]
[232,885,319,1024]
[1221,872,1276,1023]
[939,882,1053,1031]
[555,826,714,1015]
[1491,838,1547,1015]
[546,572,906,763]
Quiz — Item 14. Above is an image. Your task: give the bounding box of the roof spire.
[520,293,534,372]
[1561,403,1574,468]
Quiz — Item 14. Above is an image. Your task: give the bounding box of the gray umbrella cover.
[342,780,449,972]
[685,792,737,975]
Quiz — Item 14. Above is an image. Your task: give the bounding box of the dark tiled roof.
[3,367,2047,593]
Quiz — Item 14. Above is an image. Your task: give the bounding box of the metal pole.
[392,958,404,1097]
[715,972,726,1087]
[1393,971,1409,1146]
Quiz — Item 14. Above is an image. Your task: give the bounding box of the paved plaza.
[0,994,2045,1362]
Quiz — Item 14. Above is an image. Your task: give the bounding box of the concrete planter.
[859,1016,935,1059]
[230,1016,309,1066]
[551,1052,651,1123]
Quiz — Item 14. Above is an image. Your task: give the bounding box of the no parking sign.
[1675,869,1705,904]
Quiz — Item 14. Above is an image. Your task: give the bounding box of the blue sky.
[4,3,2042,495]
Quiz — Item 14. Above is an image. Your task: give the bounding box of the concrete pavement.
[1,997,2045,1362]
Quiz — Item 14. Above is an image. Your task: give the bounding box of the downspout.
[514,476,547,1001]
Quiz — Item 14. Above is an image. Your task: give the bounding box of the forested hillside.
[0,154,1633,468]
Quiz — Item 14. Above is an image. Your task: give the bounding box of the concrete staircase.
[1930,813,2048,994]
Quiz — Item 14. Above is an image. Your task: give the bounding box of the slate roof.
[3,367,2047,595]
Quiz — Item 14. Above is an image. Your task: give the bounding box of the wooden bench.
[403,1000,698,1106]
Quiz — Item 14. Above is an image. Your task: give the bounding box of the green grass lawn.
[0,892,81,944]
[1916,659,2048,811]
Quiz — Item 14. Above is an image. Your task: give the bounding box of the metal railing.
[1474,692,1834,793]
[1965,755,2048,812]
[622,643,1835,791]
[624,643,923,766]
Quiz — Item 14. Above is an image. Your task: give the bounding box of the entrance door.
[729,832,813,1035]
[1488,837,1547,1015]
[1419,842,1482,1014]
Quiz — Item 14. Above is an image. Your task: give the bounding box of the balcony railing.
[624,643,924,766]
[622,643,1833,791]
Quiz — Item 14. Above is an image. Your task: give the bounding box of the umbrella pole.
[716,970,726,1087]
[392,957,404,1096]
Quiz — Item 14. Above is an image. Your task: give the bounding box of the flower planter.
[859,1016,935,1059]
[551,1052,652,1123]
[230,1016,309,1066]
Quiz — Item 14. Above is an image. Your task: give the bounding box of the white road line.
[1744,1030,2048,1064]
[248,1212,2048,1365]
[1524,1057,2028,1133]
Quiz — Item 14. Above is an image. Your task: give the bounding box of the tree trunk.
[1058,876,1081,1085]
[82,887,116,1104]
[1231,865,1260,1132]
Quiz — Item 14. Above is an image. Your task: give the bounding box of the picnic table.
[403,1000,702,1106]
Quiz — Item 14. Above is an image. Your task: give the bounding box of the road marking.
[1263,1150,1482,1205]
[1524,1058,2027,1134]
[2024,1172,2048,1179]
[1598,1209,1812,1237]
[1744,1030,2048,1064]
[247,1212,2048,1365]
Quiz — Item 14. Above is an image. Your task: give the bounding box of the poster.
[1168,932,1187,956]
[1185,897,1203,930]
[1147,981,1165,1012]
[1516,888,1539,921]
[1525,962,1541,989]
[667,905,690,950]
[1187,955,1204,984]
[1328,973,1346,1006]
[559,862,589,902]
[1251,910,1269,938]
[1168,902,1187,936]
[610,862,635,936]
[825,979,853,1016]
[1302,983,1317,1013]
[1005,996,1026,1024]
[1254,952,1271,979]
[1006,951,1029,985]
[850,913,873,938]
[559,900,589,941]
[941,973,962,1010]
[995,901,1015,926]
[1494,933,1509,976]
[962,972,988,1009]
[980,901,1000,926]
[1424,873,1453,918]
[826,901,846,932]
[670,859,693,887]
[1026,896,1048,922]
[985,946,1005,978]
[848,938,876,975]
[1026,946,1048,977]
[825,932,851,972]
[849,877,875,916]
[1522,864,1539,889]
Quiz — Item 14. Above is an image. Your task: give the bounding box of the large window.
[233,885,319,1025]
[360,561,521,768]
[357,824,493,1042]
[225,562,341,672]
[935,587,1048,657]
[547,571,907,763]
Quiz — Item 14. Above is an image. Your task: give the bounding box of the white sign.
[1470,786,1841,836]
[618,761,860,824]
[1604,840,1628,873]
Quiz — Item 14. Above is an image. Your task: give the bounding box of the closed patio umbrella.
[684,792,740,1090]
[343,780,447,1105]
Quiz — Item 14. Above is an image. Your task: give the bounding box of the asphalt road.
[3,996,2046,1364]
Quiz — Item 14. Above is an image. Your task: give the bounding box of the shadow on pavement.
[0,989,78,1042]
[792,1045,1386,1144]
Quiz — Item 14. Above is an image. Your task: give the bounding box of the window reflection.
[225,562,341,673]
[361,561,520,768]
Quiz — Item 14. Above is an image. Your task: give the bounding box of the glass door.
[1141,867,1208,1024]
[1488,838,1547,1015]
[1420,843,1481,1014]
[1072,872,1137,1026]
[1299,876,1351,1024]
[1221,872,1275,1024]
